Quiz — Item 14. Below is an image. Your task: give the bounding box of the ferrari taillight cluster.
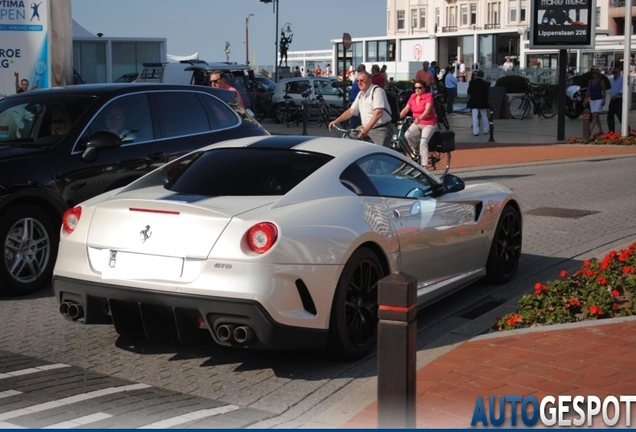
[247,223,278,254]
[62,206,82,233]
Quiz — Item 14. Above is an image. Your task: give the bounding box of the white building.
[289,0,636,82]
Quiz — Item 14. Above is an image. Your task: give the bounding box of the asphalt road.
[1,154,636,428]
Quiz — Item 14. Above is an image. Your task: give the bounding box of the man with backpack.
[329,72,394,147]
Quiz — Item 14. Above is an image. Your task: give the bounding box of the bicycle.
[391,117,452,178]
[251,91,273,122]
[331,124,361,140]
[273,84,298,127]
[508,83,557,120]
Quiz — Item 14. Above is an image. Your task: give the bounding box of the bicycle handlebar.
[331,124,359,139]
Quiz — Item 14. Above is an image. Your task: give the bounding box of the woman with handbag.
[398,79,437,167]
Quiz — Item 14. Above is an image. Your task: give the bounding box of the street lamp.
[245,13,254,65]
[260,0,279,81]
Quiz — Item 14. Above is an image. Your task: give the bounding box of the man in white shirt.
[329,72,393,147]
[607,67,631,133]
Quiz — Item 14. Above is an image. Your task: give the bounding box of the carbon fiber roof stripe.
[245,135,316,149]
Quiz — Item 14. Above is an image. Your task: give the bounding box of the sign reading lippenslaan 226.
[529,0,596,50]
[471,394,636,427]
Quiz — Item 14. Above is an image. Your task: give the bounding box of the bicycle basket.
[428,131,456,152]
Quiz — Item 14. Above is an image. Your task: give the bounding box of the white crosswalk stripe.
[43,412,113,428]
[0,383,151,421]
[0,391,21,400]
[137,404,240,428]
[0,422,23,429]
[0,364,70,380]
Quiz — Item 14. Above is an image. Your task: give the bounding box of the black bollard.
[302,100,308,136]
[582,108,590,141]
[377,271,417,429]
[488,104,495,143]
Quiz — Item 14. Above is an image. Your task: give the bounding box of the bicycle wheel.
[427,150,451,178]
[521,99,534,119]
[319,104,331,127]
[539,96,557,119]
[508,97,526,119]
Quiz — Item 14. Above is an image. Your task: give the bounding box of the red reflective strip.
[378,304,416,313]
[129,208,180,215]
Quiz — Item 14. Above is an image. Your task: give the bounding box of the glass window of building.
[397,10,405,30]
[419,8,426,29]
[461,5,468,26]
[509,0,517,23]
[520,0,527,22]
[479,34,494,68]
[461,35,474,69]
[73,41,107,84]
[411,9,417,30]
[488,2,501,25]
[470,4,477,25]
[436,8,440,27]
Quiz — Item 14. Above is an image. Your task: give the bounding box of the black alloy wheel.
[486,205,522,284]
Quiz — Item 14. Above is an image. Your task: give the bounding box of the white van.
[136,60,255,110]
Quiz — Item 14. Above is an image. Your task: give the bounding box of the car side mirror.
[431,174,465,197]
[81,131,122,162]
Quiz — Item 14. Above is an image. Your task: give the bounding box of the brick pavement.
[343,317,636,428]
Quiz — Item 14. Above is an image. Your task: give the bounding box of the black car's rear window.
[164,148,333,196]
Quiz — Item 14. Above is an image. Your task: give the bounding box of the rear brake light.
[62,207,82,233]
[247,223,278,254]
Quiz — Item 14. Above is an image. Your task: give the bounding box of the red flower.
[583,269,594,277]
[583,259,591,268]
[534,283,548,296]
[569,298,581,307]
[623,266,634,274]
[611,289,620,297]
[559,270,568,278]
[506,314,523,326]
[597,276,607,286]
[588,305,604,316]
[613,303,621,310]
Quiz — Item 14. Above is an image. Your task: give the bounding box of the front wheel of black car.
[0,204,58,296]
[486,205,522,284]
[325,247,384,361]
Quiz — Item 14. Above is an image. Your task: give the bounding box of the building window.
[488,2,500,24]
[436,8,440,28]
[520,0,527,22]
[596,6,600,27]
[510,8,517,22]
[365,40,396,62]
[470,4,477,25]
[411,8,418,31]
[397,10,405,30]
[446,6,457,26]
[419,8,426,29]
[461,5,468,26]
[509,0,517,22]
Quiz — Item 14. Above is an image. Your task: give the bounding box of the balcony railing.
[610,0,636,6]
[442,26,458,32]
[484,23,501,29]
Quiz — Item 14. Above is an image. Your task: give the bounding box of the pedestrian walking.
[415,61,435,89]
[466,70,490,136]
[444,66,458,115]
[584,68,606,137]
[607,67,631,134]
[348,64,366,129]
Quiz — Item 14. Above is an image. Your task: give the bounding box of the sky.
[71,0,386,67]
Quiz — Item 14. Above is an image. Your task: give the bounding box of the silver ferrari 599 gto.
[53,135,522,360]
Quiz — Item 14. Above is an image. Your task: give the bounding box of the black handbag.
[428,131,456,152]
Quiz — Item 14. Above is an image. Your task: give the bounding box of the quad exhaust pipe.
[215,323,256,345]
[59,301,84,320]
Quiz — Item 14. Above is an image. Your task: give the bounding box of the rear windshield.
[164,148,333,196]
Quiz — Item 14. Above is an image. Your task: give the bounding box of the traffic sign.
[342,33,352,50]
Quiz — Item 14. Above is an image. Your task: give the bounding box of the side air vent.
[295,279,317,315]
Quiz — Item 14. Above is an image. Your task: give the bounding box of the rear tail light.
[62,207,82,233]
[247,223,278,254]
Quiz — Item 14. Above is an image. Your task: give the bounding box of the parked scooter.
[565,85,587,119]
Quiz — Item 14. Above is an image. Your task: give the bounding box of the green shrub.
[495,75,529,94]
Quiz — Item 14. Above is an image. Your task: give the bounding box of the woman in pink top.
[398,80,436,167]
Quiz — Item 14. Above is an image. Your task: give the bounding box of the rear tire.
[508,97,525,119]
[486,205,522,284]
[324,247,384,360]
[0,204,58,296]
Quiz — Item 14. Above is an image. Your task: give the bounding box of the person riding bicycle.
[398,80,436,167]
[328,71,393,147]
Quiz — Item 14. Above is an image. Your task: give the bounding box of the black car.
[0,83,268,296]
